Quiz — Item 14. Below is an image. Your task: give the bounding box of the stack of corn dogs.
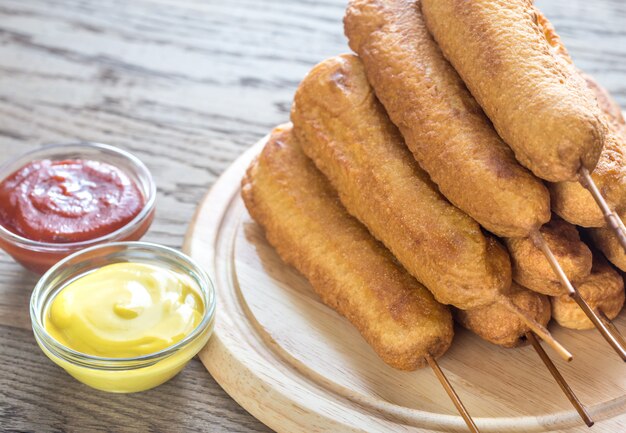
[240,0,626,429]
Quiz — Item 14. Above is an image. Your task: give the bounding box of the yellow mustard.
[41,262,211,393]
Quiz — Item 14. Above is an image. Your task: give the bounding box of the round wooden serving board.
[183,130,626,433]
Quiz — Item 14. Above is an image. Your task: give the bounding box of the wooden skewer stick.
[597,309,626,349]
[531,230,626,361]
[500,297,572,361]
[579,167,626,254]
[426,354,480,433]
[615,210,626,235]
[525,332,594,427]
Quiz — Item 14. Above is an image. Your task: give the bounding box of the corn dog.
[505,218,593,296]
[456,283,550,348]
[241,125,453,370]
[590,220,626,272]
[344,0,550,238]
[291,54,511,310]
[421,0,607,182]
[552,256,625,330]
[550,74,626,227]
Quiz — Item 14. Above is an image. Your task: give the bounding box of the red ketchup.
[0,159,145,243]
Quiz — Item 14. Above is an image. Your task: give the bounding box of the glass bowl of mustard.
[30,242,216,393]
[0,142,156,274]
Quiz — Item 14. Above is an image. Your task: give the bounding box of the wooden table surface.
[0,0,624,432]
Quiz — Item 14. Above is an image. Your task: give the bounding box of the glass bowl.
[30,242,216,393]
[0,142,156,274]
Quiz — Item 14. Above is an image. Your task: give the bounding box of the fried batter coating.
[241,125,453,370]
[421,0,607,182]
[455,283,550,348]
[531,13,626,226]
[534,9,570,63]
[582,73,624,126]
[344,0,549,238]
[291,54,511,310]
[550,74,626,227]
[505,217,592,296]
[552,256,625,330]
[589,219,626,272]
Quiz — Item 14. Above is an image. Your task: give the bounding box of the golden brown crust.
[421,0,607,182]
[291,54,512,310]
[551,256,625,330]
[581,73,625,126]
[589,220,626,272]
[505,217,593,296]
[241,125,453,370]
[550,74,626,227]
[534,8,571,63]
[344,0,550,237]
[455,283,551,348]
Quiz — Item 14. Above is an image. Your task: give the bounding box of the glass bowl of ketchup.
[0,142,156,274]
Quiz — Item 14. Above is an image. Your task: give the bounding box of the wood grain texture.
[0,0,624,431]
